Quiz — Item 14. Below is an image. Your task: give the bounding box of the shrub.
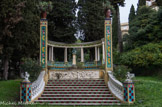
[113,65,132,83]
[20,58,42,82]
[121,42,162,67]
[76,62,84,69]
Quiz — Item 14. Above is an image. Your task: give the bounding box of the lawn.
[0,77,162,107]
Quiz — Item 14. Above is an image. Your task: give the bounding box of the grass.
[0,79,21,102]
[133,76,162,107]
[0,77,162,107]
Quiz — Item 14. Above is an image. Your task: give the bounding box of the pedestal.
[72,54,76,66]
[20,81,32,102]
[123,82,135,104]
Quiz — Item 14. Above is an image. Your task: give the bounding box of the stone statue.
[125,72,135,82]
[23,72,30,82]
[105,8,111,19]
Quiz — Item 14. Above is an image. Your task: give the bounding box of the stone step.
[38,97,117,100]
[34,103,121,105]
[41,94,113,97]
[44,89,109,91]
[48,79,104,82]
[47,84,105,86]
[43,91,111,94]
[45,86,107,88]
[47,82,105,85]
[35,100,120,103]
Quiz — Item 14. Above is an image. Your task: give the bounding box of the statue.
[23,72,30,82]
[105,8,111,19]
[125,72,135,82]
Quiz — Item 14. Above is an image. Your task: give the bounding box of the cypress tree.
[77,0,105,42]
[48,0,77,43]
[129,5,136,28]
[112,11,118,48]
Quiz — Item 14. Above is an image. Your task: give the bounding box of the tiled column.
[40,19,48,70]
[123,82,135,104]
[104,18,113,71]
[20,81,32,102]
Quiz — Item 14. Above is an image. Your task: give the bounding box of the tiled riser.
[36,103,120,105]
[43,92,111,94]
[38,98,117,100]
[36,100,120,103]
[41,95,113,97]
[35,79,121,105]
[44,89,109,91]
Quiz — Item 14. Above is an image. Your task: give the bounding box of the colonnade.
[48,41,105,64]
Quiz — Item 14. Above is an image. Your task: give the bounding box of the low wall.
[49,70,104,80]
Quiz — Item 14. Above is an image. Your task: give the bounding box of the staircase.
[35,79,121,105]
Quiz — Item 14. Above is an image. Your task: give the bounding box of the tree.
[77,0,105,42]
[129,5,136,28]
[0,0,25,80]
[125,6,162,51]
[112,11,118,48]
[137,0,146,14]
[107,0,125,53]
[138,0,146,6]
[0,0,40,80]
[48,0,77,43]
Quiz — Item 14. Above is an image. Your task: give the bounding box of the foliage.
[121,42,162,68]
[76,62,84,69]
[113,65,132,82]
[20,58,42,82]
[137,0,146,13]
[48,0,77,43]
[107,0,125,52]
[37,1,53,13]
[113,49,121,65]
[103,1,115,14]
[125,6,162,51]
[77,0,105,42]
[0,0,40,80]
[129,5,136,28]
[112,11,118,48]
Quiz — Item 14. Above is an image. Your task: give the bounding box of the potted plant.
[37,1,53,19]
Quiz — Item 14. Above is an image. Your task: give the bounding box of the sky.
[120,0,138,23]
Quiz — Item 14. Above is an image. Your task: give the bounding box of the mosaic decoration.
[123,83,135,103]
[105,19,112,70]
[20,82,32,102]
[40,19,47,69]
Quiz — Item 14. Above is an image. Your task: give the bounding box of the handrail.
[31,71,45,100]
[107,71,124,101]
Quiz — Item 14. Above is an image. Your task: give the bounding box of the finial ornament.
[23,72,30,82]
[105,8,111,19]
